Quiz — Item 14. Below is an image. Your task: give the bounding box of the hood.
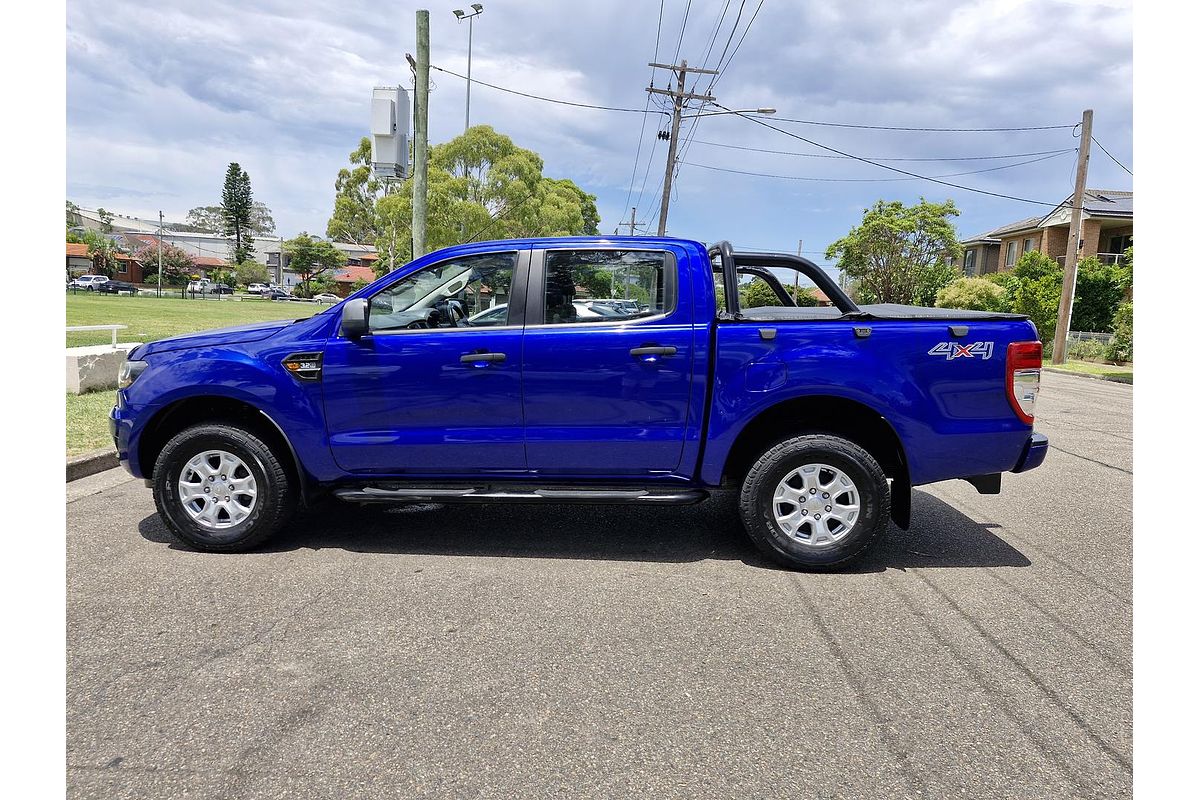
[134,319,298,358]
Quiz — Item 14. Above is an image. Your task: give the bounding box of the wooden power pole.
[647,60,717,236]
[412,9,430,259]
[1051,108,1094,365]
[618,207,640,236]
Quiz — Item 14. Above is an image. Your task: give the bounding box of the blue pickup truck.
[110,237,1046,569]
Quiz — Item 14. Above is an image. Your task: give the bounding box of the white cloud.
[67,0,1132,258]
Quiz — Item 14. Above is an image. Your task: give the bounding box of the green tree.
[914,259,964,307]
[66,200,82,228]
[1073,256,1125,333]
[283,233,345,297]
[187,202,275,237]
[936,277,1009,312]
[792,286,820,307]
[133,242,196,286]
[96,207,115,233]
[234,260,269,287]
[743,278,782,308]
[825,199,962,305]
[1105,302,1132,362]
[80,230,121,276]
[221,163,256,263]
[326,126,599,272]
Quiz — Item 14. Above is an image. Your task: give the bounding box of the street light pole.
[453,4,484,134]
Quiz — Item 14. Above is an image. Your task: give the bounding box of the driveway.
[66,371,1131,799]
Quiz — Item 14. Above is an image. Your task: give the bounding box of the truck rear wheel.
[739,434,890,570]
[152,424,296,552]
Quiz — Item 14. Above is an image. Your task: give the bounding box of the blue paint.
[111,236,1046,492]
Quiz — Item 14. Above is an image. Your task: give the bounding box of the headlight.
[118,359,147,389]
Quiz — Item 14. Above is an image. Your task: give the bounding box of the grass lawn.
[66,390,118,456]
[1045,359,1133,384]
[66,293,323,347]
[66,294,326,454]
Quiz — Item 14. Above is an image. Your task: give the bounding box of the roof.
[193,256,227,267]
[963,187,1133,244]
[1076,188,1133,217]
[963,215,1044,244]
[66,242,89,258]
[334,265,377,284]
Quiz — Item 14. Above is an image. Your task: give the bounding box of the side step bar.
[334,485,709,505]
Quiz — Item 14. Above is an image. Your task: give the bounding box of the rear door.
[520,246,697,476]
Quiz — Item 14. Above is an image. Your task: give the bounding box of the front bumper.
[110,403,137,477]
[1012,432,1049,473]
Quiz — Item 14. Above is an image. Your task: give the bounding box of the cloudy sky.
[66,0,1132,267]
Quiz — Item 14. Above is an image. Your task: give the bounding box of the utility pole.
[413,9,430,258]
[1051,108,1093,365]
[618,207,640,236]
[647,59,717,236]
[157,211,163,297]
[277,235,284,285]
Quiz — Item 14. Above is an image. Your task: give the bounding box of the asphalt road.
[66,371,1131,799]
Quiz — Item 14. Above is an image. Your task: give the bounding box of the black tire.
[152,424,296,552]
[739,434,890,570]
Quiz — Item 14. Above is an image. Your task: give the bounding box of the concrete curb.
[1043,366,1133,385]
[67,448,120,482]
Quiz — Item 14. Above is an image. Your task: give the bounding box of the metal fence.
[1067,330,1114,345]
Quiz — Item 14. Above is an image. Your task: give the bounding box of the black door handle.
[629,346,677,357]
[460,352,506,364]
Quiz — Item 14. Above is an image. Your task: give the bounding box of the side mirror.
[340,298,370,339]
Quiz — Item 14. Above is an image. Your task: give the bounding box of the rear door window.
[540,250,669,325]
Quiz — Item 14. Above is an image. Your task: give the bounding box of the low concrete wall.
[66,343,141,394]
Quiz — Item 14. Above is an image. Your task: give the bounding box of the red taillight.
[1006,341,1042,425]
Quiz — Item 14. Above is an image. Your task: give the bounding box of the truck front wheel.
[152,424,296,552]
[739,434,890,570]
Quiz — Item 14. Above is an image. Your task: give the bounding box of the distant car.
[186,279,210,293]
[96,279,138,295]
[70,275,110,291]
[209,283,234,295]
[312,293,342,304]
[264,289,293,301]
[247,283,268,295]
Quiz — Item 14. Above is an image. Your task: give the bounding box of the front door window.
[368,252,516,331]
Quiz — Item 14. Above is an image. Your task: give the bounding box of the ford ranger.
[110,237,1047,569]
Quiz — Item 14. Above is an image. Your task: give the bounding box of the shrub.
[1072,256,1125,333]
[1012,272,1062,345]
[983,270,1020,309]
[743,278,782,308]
[1067,338,1107,362]
[1105,303,1132,362]
[914,260,963,307]
[935,277,1009,312]
[792,286,820,307]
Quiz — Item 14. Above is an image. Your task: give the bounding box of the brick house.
[958,189,1132,276]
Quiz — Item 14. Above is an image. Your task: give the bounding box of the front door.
[322,249,529,475]
[520,247,696,476]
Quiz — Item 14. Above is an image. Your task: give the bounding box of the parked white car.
[247,283,268,295]
[70,275,110,291]
[186,278,210,293]
[312,293,342,304]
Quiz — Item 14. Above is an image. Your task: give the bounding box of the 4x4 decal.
[928,341,994,360]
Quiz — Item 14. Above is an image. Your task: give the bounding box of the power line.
[429,64,1077,134]
[671,0,694,64]
[1091,135,1133,176]
[688,139,1076,162]
[753,114,1076,132]
[720,105,1072,207]
[619,0,668,226]
[706,0,763,95]
[679,149,1073,182]
[429,64,665,115]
